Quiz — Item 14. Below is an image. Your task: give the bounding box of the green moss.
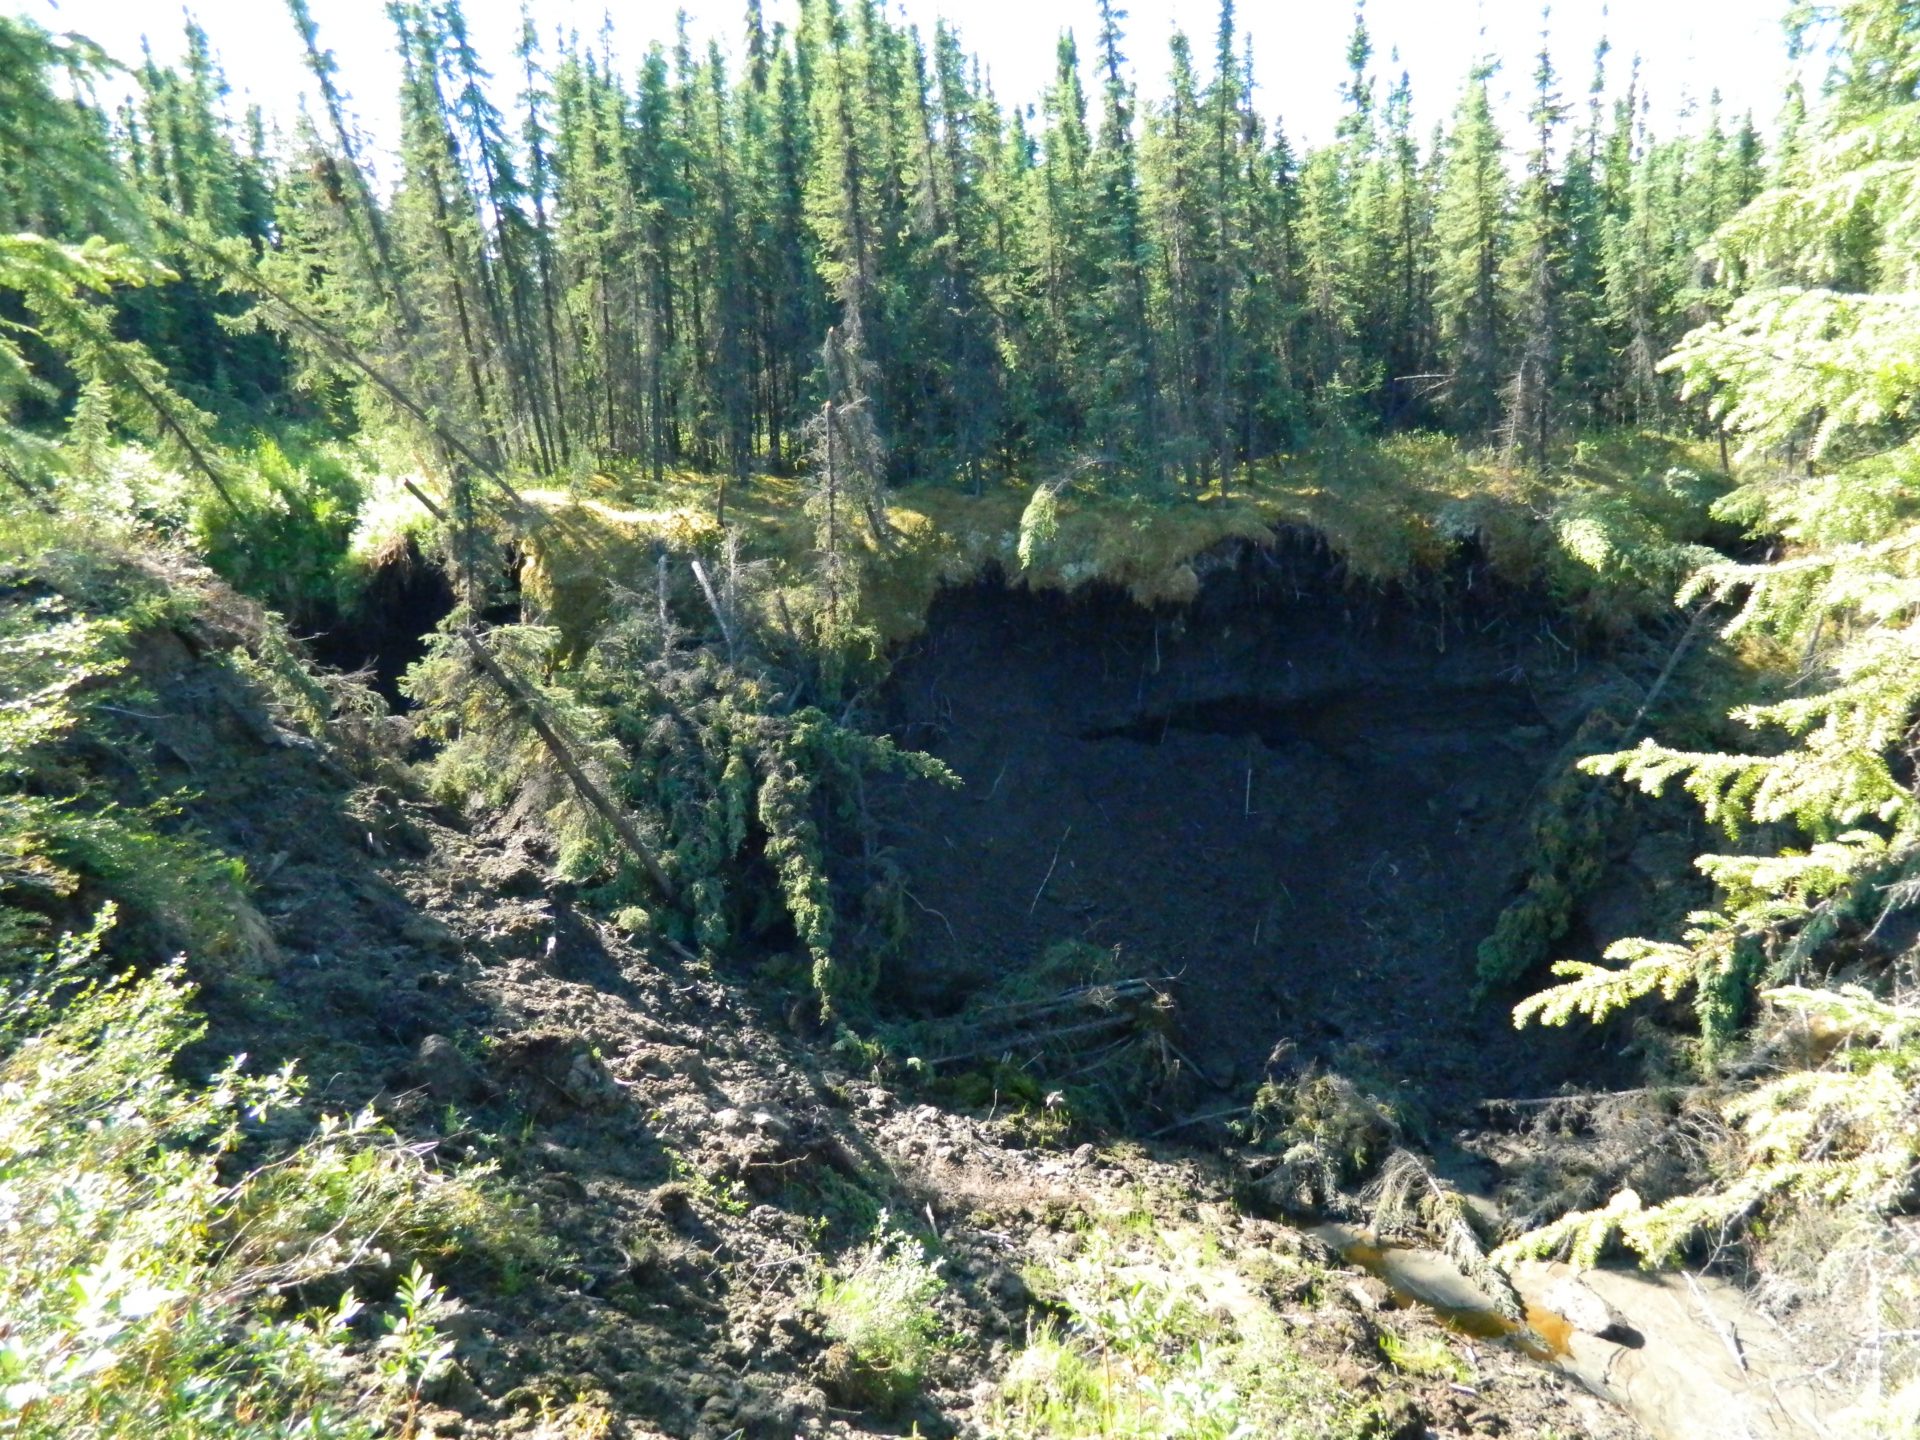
[510,429,1727,663]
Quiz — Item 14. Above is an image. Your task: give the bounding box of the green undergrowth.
[993,429,1724,636]
[0,514,253,967]
[0,502,553,1438]
[0,906,543,1440]
[1474,711,1634,994]
[191,433,369,626]
[33,424,1728,679]
[403,597,956,1011]
[814,1215,948,1415]
[994,1211,1383,1439]
[16,434,383,629]
[0,505,401,972]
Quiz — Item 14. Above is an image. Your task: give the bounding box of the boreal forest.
[1,0,1917,1435]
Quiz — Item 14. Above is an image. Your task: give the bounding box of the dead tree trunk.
[458,627,676,902]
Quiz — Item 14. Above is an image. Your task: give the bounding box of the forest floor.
[125,548,1660,1439]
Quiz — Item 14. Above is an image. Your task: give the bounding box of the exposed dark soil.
[879,537,1637,1119]
[84,588,1646,1440]
[308,538,456,703]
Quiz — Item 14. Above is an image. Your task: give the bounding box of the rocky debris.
[151,619,1663,1440]
[400,911,462,956]
[491,1028,627,1114]
[712,1105,794,1143]
[344,784,432,857]
[413,1033,490,1103]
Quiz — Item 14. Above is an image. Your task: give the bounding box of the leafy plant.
[1376,1331,1469,1383]
[998,1222,1375,1439]
[814,1214,946,1414]
[0,908,516,1440]
[192,437,366,624]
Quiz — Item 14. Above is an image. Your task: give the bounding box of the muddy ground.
[877,538,1651,1123]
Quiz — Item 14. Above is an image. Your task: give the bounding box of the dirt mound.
[878,538,1636,1118]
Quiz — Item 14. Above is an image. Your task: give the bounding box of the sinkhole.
[877,539,1626,1116]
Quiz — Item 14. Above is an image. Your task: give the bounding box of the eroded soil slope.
[100,557,1652,1440]
[880,538,1636,1116]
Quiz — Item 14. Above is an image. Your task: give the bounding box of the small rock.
[419,1357,480,1409]
[401,913,461,956]
[1329,1358,1374,1392]
[1344,1275,1395,1313]
[713,1107,747,1134]
[414,1034,487,1104]
[749,1108,791,1140]
[1071,1143,1096,1166]
[668,1049,711,1081]
[559,1049,623,1110]
[1544,1273,1628,1340]
[434,1302,492,1342]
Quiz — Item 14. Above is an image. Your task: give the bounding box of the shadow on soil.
[878,536,1633,1121]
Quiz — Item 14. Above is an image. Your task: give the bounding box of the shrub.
[0,909,512,1438]
[0,561,281,971]
[191,436,366,626]
[814,1216,946,1413]
[1243,1072,1401,1214]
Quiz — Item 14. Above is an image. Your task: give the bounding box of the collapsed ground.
[24,534,1683,1440]
[876,537,1679,1125]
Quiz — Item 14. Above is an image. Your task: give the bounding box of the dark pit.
[878,538,1630,1118]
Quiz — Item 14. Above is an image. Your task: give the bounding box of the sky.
[11,0,1798,172]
